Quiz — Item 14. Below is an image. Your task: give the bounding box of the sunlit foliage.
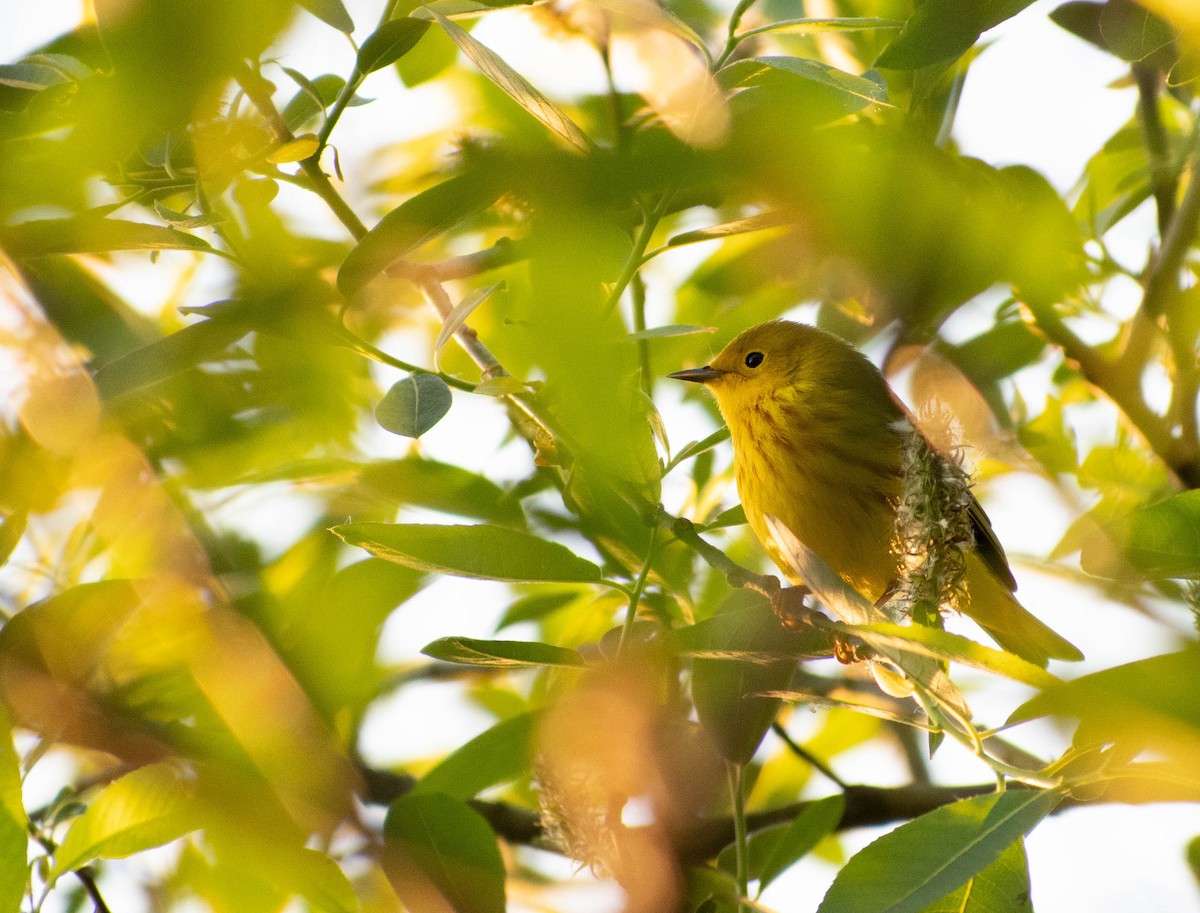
[1,0,1199,910]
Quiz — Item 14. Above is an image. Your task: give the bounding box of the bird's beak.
[668,365,724,384]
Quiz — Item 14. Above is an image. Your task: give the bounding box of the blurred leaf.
[738,17,905,39]
[1011,644,1200,760]
[376,374,453,438]
[666,427,731,474]
[754,794,845,891]
[337,170,503,297]
[435,282,503,362]
[920,838,1032,913]
[422,636,585,667]
[496,590,580,629]
[1019,397,1078,476]
[1080,490,1200,579]
[876,0,1036,68]
[415,711,537,797]
[940,320,1046,386]
[427,7,593,153]
[297,0,354,32]
[3,217,216,258]
[153,200,222,229]
[666,211,792,248]
[721,56,888,109]
[628,324,716,341]
[0,707,26,913]
[1188,835,1200,889]
[690,590,809,764]
[385,793,506,913]
[52,763,198,878]
[843,622,1060,689]
[394,19,458,86]
[332,522,603,582]
[0,580,140,684]
[0,62,70,90]
[281,72,369,131]
[816,790,1061,913]
[703,505,747,530]
[92,316,251,400]
[17,257,158,365]
[1050,1,1106,50]
[267,134,320,163]
[299,558,425,716]
[359,457,523,524]
[1100,0,1176,62]
[357,18,432,73]
[1072,120,1152,237]
[0,510,26,568]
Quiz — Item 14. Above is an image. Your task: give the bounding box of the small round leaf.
[376,374,452,438]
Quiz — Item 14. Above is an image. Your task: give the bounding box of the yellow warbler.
[670,320,1081,667]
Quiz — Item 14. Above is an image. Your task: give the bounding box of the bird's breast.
[728,404,903,601]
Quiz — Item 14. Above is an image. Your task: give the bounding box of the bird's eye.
[744,351,764,369]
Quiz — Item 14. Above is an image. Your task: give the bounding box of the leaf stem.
[604,193,673,313]
[618,523,659,653]
[727,761,750,911]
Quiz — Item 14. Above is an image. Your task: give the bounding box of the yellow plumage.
[671,320,1081,667]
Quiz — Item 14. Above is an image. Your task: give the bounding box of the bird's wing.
[968,495,1019,592]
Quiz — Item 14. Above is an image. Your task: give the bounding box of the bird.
[669,319,1081,667]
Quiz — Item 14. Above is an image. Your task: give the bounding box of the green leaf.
[415,712,538,797]
[281,72,368,132]
[0,62,70,90]
[689,591,818,764]
[375,374,453,438]
[920,837,1032,913]
[332,522,603,583]
[0,510,27,568]
[3,217,216,258]
[1187,835,1200,890]
[721,56,888,108]
[0,707,27,913]
[1080,490,1200,579]
[426,6,593,154]
[267,134,320,163]
[702,504,747,530]
[842,622,1060,690]
[665,427,731,474]
[755,794,845,890]
[435,282,503,362]
[337,170,504,297]
[1099,0,1175,63]
[357,18,432,73]
[496,590,581,629]
[1049,1,1106,50]
[297,0,354,32]
[1010,645,1200,751]
[876,0,1036,69]
[92,316,252,400]
[53,763,198,879]
[816,789,1061,913]
[737,17,904,40]
[385,792,506,913]
[359,457,523,524]
[422,636,585,668]
[666,211,793,248]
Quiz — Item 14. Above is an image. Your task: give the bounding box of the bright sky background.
[5,1,1200,911]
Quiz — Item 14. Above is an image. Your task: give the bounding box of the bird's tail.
[962,556,1083,667]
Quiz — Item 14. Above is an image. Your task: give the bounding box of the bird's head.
[668,320,828,408]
